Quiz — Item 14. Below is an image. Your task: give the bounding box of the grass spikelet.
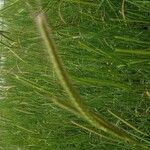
[36,13,148,149]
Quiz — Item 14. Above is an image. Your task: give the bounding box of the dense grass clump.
[0,0,150,150]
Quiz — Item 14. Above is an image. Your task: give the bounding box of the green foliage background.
[0,0,150,149]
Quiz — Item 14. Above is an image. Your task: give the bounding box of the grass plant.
[0,0,150,150]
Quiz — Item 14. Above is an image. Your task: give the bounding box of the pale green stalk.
[108,109,149,137]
